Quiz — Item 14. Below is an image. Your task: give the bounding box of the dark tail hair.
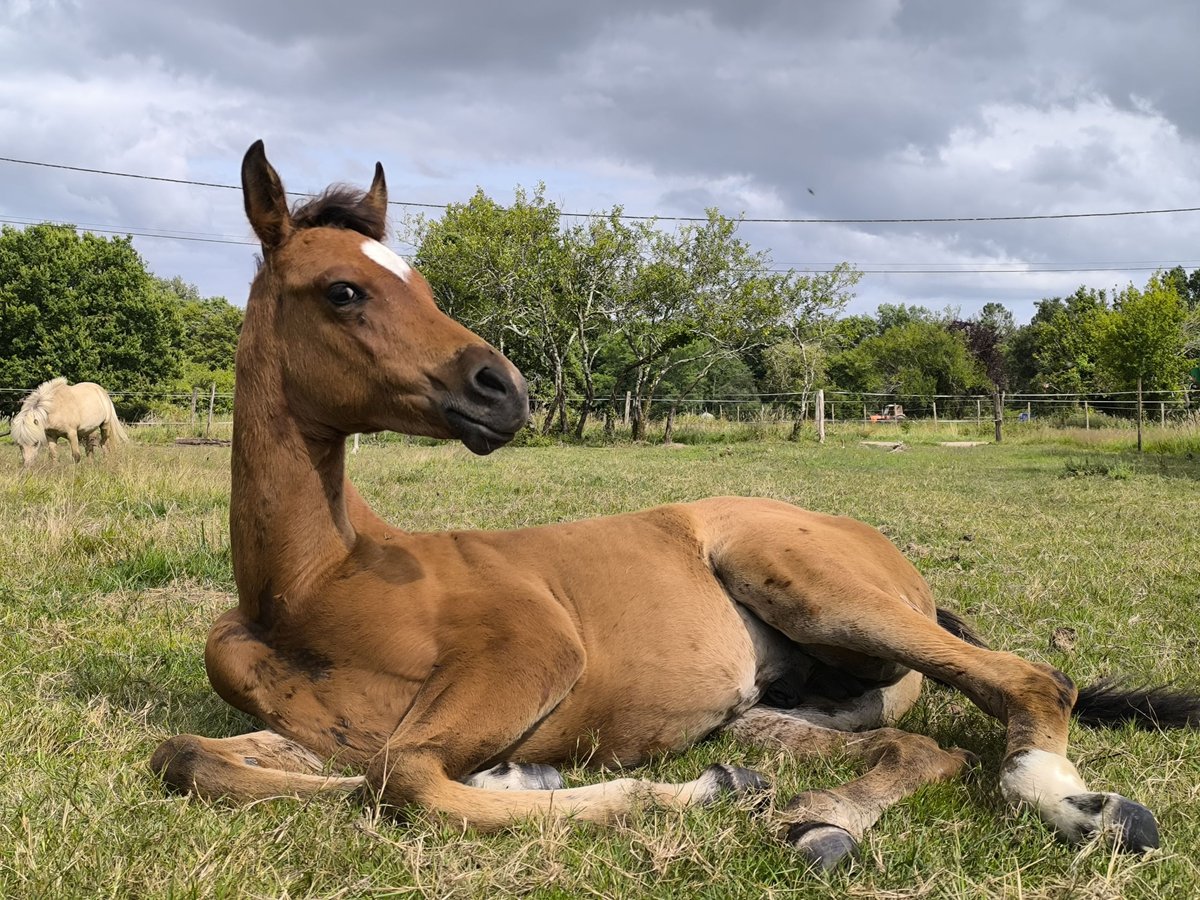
[937,607,1200,730]
[936,607,989,648]
[1073,679,1200,730]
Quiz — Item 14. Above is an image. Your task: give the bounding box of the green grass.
[2,435,1199,898]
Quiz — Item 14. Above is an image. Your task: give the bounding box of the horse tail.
[1073,679,1200,730]
[105,394,129,444]
[936,607,989,648]
[938,607,1200,729]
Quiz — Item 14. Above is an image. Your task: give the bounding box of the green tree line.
[3,213,1198,431]
[0,224,242,419]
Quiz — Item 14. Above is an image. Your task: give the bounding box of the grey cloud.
[2,0,1198,320]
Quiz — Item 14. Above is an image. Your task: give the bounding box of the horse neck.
[230,276,355,625]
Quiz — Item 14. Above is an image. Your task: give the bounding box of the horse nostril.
[473,365,509,397]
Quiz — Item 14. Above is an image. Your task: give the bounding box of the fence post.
[623,391,631,426]
[206,382,217,437]
[976,398,982,423]
[1136,377,1143,452]
[816,389,825,444]
[1084,400,1090,430]
[993,391,1003,443]
[932,399,937,425]
[1160,401,1165,427]
[190,387,199,430]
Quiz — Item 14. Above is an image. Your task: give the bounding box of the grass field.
[1,431,1199,898]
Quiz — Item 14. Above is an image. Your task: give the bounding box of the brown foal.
[152,141,1199,871]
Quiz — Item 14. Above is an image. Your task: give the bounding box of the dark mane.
[290,185,387,241]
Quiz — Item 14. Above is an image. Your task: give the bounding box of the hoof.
[785,822,859,872]
[699,763,771,800]
[462,762,565,791]
[955,748,983,783]
[1104,796,1160,853]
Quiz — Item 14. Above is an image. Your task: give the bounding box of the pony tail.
[106,396,129,444]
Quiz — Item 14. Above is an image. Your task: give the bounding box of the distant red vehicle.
[869,403,906,422]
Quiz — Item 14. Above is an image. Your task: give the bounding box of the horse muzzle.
[441,344,529,455]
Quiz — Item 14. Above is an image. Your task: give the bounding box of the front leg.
[66,428,83,462]
[367,607,765,830]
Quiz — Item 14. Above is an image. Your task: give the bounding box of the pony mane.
[290,186,387,241]
[12,377,66,447]
[19,377,68,414]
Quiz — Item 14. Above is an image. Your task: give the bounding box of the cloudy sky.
[2,0,1199,322]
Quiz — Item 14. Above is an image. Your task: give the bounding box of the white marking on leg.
[1000,749,1096,839]
[361,239,412,282]
[463,762,564,791]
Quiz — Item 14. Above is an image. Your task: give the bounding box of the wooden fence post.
[816,389,825,444]
[1160,401,1166,427]
[932,400,938,425]
[1084,400,1090,430]
[1136,377,1143,452]
[206,382,217,437]
[993,391,1003,443]
[976,398,982,423]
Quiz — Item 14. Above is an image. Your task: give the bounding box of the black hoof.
[785,822,859,872]
[1106,797,1160,853]
[701,763,771,797]
[957,749,983,783]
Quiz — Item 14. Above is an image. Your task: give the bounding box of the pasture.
[1,435,1199,898]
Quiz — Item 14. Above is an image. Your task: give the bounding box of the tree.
[829,320,989,410]
[613,212,784,441]
[155,278,244,415]
[959,302,1018,391]
[874,303,940,332]
[1007,287,1111,394]
[0,223,183,416]
[409,187,576,433]
[1162,266,1200,310]
[772,262,861,437]
[1098,274,1187,392]
[557,212,643,438]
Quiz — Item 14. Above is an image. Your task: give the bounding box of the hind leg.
[151,730,364,800]
[728,702,974,871]
[717,538,1160,852]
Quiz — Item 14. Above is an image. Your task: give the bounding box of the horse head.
[239,140,529,454]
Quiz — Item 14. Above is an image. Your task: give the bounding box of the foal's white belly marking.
[361,239,412,282]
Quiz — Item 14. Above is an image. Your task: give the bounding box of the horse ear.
[241,140,293,251]
[360,162,389,240]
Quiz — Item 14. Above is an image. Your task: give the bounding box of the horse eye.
[326,282,363,306]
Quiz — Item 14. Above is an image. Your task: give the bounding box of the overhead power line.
[4,154,1200,225]
[0,215,1191,276]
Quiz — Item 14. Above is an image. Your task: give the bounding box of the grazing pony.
[11,378,127,467]
[152,142,1200,872]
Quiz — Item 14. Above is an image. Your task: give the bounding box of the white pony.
[11,378,128,467]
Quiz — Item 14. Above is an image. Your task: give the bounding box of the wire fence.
[3,383,1198,436]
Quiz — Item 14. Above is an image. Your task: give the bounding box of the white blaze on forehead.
[361,239,412,282]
